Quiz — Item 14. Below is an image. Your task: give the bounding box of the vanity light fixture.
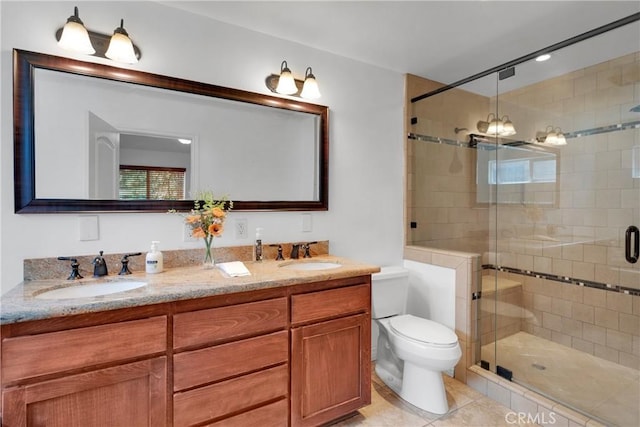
[537,126,567,146]
[105,19,138,64]
[178,138,192,145]
[546,127,567,145]
[56,7,141,63]
[57,6,95,54]
[265,61,321,99]
[501,116,516,136]
[476,113,516,137]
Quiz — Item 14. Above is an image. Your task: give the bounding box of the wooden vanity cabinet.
[290,282,372,427]
[1,315,168,427]
[0,275,373,427]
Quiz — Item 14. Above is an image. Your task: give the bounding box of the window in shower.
[488,156,556,184]
[475,143,559,206]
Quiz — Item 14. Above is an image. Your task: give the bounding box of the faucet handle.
[270,244,285,261]
[302,241,318,258]
[118,252,142,275]
[58,256,83,280]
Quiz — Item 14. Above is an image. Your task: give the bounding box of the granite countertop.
[0,256,380,325]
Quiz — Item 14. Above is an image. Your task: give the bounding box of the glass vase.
[203,236,215,269]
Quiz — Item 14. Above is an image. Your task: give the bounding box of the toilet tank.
[371,266,409,319]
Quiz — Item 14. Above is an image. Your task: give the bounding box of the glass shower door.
[487,23,640,426]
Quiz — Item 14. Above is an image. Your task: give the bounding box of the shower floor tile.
[481,331,639,427]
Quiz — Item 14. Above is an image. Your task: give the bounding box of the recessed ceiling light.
[535,54,551,62]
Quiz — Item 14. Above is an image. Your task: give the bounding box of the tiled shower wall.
[406,52,639,369]
[406,74,490,255]
[482,269,640,370]
[408,53,639,290]
[494,52,640,291]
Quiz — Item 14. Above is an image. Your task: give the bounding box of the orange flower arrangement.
[171,191,232,267]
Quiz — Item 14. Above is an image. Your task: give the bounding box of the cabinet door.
[291,313,371,427]
[2,357,167,427]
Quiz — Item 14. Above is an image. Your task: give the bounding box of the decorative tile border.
[565,120,640,139]
[407,132,471,148]
[409,120,640,149]
[482,264,640,296]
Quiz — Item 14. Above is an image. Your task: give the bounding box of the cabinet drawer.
[173,330,288,391]
[291,283,370,325]
[174,297,287,350]
[204,399,288,427]
[174,364,288,427]
[1,316,167,383]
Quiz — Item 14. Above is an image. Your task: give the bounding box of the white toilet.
[372,266,461,415]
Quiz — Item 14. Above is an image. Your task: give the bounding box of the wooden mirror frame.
[13,49,329,213]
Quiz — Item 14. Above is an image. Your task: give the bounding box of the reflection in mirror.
[15,49,329,213]
[117,133,191,200]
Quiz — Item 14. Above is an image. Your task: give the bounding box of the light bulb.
[275,61,298,95]
[105,19,138,64]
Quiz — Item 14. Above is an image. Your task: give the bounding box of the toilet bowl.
[372,267,462,415]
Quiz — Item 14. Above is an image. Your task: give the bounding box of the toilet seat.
[389,314,458,347]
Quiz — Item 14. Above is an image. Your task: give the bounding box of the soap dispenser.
[254,228,263,262]
[146,241,164,273]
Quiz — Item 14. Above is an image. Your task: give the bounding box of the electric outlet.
[235,218,248,239]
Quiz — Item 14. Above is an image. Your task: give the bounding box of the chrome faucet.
[92,251,108,277]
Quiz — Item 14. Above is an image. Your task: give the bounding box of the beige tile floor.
[333,365,538,427]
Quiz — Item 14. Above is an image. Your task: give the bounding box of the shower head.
[630,104,640,113]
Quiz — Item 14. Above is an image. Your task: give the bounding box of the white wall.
[0,1,405,294]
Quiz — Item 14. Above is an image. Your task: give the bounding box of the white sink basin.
[35,281,148,300]
[280,261,342,271]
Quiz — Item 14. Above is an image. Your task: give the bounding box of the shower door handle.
[626,225,639,264]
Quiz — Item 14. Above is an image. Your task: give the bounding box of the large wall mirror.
[14,49,329,213]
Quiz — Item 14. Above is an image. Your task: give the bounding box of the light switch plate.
[78,216,99,241]
[301,213,312,232]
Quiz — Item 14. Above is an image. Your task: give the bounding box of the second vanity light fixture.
[56,6,141,64]
[537,126,567,146]
[265,60,321,99]
[476,113,517,137]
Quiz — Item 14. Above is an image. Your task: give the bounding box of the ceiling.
[162,1,640,93]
